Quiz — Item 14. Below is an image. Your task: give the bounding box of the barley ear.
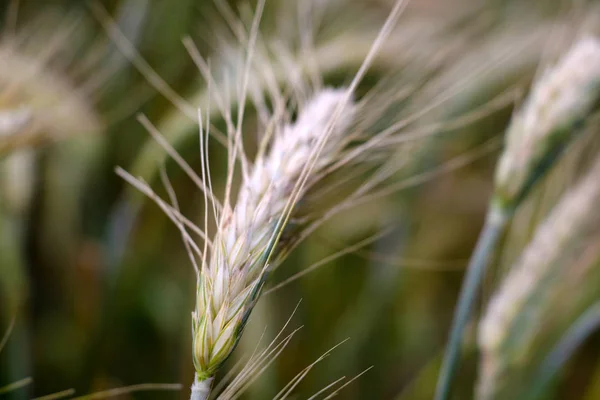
[494,36,600,210]
[190,89,356,397]
[0,21,103,157]
[435,36,600,400]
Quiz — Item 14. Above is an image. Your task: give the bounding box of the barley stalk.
[478,153,600,399]
[435,36,600,400]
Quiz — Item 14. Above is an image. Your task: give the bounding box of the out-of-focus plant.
[435,36,600,400]
[479,148,600,399]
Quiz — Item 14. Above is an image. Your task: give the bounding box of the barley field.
[1,0,600,399]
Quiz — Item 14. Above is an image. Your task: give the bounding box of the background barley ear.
[435,35,600,400]
[478,149,600,400]
[0,5,123,394]
[493,36,600,210]
[0,19,103,156]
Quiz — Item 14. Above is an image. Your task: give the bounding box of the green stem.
[434,205,508,400]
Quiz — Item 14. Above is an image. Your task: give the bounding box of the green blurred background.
[1,0,600,399]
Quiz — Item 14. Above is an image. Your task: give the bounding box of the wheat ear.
[435,36,600,400]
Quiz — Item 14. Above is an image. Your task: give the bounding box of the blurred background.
[1,0,600,399]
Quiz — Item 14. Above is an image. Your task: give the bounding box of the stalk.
[478,153,600,399]
[434,205,508,400]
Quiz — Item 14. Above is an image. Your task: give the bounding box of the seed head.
[192,88,354,380]
[494,37,600,209]
[0,15,103,156]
